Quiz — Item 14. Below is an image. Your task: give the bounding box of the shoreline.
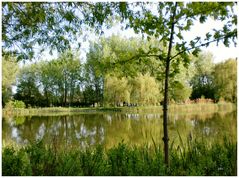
[2,102,235,117]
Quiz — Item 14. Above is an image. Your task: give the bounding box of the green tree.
[84,35,165,106]
[3,1,237,166]
[104,75,130,106]
[130,73,162,106]
[170,82,192,103]
[213,59,237,103]
[2,2,127,60]
[122,2,236,165]
[169,61,194,103]
[2,55,19,106]
[57,51,82,106]
[190,52,215,100]
[14,51,82,107]
[37,61,58,106]
[39,51,82,106]
[84,42,105,106]
[14,64,43,107]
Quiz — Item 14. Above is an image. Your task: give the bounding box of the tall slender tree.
[120,2,236,165]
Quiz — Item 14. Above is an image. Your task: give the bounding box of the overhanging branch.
[110,51,161,66]
[170,31,237,61]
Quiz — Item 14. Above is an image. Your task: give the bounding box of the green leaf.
[199,15,207,23]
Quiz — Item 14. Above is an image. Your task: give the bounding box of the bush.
[5,100,26,109]
[13,100,26,108]
[2,147,32,176]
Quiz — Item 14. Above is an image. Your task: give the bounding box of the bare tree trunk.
[163,2,178,166]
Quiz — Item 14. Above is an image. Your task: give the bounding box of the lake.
[2,111,236,150]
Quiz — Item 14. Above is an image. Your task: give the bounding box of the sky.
[182,17,238,63]
[73,19,237,65]
[36,2,238,65]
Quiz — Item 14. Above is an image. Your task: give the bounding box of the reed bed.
[2,137,236,176]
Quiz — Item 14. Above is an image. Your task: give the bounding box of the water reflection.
[2,111,236,149]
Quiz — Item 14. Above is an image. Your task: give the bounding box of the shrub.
[4,100,14,110]
[2,147,32,176]
[5,100,26,109]
[13,100,26,108]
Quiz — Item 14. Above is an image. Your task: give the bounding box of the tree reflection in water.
[2,111,236,150]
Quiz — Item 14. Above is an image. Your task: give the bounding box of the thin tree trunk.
[64,71,67,107]
[44,87,49,107]
[163,2,178,166]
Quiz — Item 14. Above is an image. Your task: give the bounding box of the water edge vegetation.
[3,101,235,117]
[2,137,236,176]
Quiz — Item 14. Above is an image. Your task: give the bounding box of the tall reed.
[2,137,236,176]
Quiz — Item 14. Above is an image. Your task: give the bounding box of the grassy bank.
[2,102,235,117]
[2,138,236,176]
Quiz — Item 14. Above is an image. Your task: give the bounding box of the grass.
[2,138,237,176]
[2,102,235,117]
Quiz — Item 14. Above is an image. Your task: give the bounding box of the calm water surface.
[2,111,236,149]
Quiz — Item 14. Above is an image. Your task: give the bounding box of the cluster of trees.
[104,74,162,106]
[2,2,236,166]
[13,51,82,107]
[190,53,237,103]
[2,36,237,108]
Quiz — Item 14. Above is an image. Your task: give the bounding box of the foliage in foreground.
[2,139,236,176]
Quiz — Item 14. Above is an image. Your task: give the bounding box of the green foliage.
[5,101,15,110]
[2,139,236,176]
[15,116,26,125]
[86,35,163,78]
[3,2,236,61]
[104,73,162,106]
[2,147,32,176]
[190,55,237,103]
[14,50,82,107]
[14,64,44,107]
[85,35,165,106]
[2,2,120,60]
[125,2,236,62]
[190,52,215,99]
[213,59,237,103]
[14,100,26,108]
[2,55,19,106]
[169,139,237,176]
[104,75,130,106]
[169,60,194,103]
[170,81,192,103]
[2,55,19,90]
[5,100,26,109]
[130,73,162,105]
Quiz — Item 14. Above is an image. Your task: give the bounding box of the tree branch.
[110,52,161,66]
[170,31,236,61]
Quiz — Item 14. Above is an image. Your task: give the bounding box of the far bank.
[2,102,236,117]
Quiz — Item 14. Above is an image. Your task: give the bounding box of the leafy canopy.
[2,2,237,61]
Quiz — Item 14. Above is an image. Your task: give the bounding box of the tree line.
[2,35,237,108]
[2,2,237,166]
